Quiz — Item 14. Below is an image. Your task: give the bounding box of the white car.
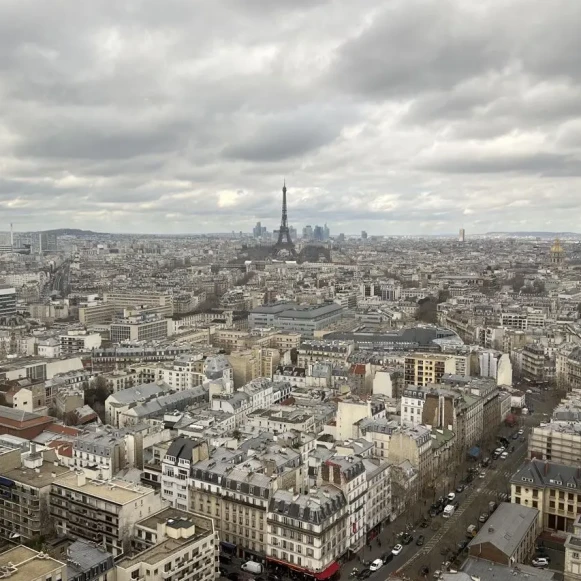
[447,492,456,501]
[532,557,550,568]
[392,544,403,556]
[370,559,383,572]
[479,471,486,478]
[500,452,508,460]
[518,429,524,435]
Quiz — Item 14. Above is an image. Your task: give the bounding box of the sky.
[1,0,581,236]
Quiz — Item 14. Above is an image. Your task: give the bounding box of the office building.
[110,312,170,343]
[0,286,17,321]
[459,228,465,242]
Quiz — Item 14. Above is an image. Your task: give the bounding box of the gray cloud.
[0,0,581,234]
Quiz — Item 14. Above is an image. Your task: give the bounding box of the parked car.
[420,518,430,528]
[455,483,466,493]
[479,512,489,523]
[369,559,383,572]
[512,433,519,440]
[500,452,509,460]
[465,473,475,483]
[482,458,491,468]
[392,544,403,556]
[381,552,394,564]
[400,533,413,545]
[416,535,425,546]
[479,471,487,479]
[447,492,456,502]
[358,569,372,579]
[532,558,550,568]
[457,540,469,551]
[518,429,524,435]
[429,508,439,517]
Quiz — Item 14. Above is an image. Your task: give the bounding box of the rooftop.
[53,472,157,504]
[469,502,539,556]
[0,546,64,581]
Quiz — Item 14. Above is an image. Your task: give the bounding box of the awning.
[220,541,237,550]
[267,558,307,574]
[314,562,340,580]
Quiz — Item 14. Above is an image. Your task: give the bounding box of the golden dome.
[551,238,564,254]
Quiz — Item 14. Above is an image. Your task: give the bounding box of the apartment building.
[0,446,69,542]
[387,425,433,489]
[404,353,456,386]
[247,408,316,434]
[529,423,581,464]
[511,459,581,533]
[501,312,529,330]
[267,485,348,578]
[211,378,277,426]
[190,458,272,562]
[161,437,209,512]
[72,426,131,479]
[556,345,581,391]
[297,340,354,367]
[105,382,169,426]
[116,508,217,581]
[401,386,427,426]
[51,472,165,556]
[521,342,554,383]
[322,456,367,552]
[59,330,102,355]
[363,459,391,539]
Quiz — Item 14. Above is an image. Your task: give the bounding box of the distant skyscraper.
[361,230,368,240]
[39,232,58,253]
[303,225,313,239]
[253,221,262,238]
[313,225,324,241]
[459,228,465,242]
[323,223,330,240]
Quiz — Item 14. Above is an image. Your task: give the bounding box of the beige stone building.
[511,459,581,533]
[116,507,217,581]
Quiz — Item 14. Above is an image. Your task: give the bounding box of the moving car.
[369,559,383,572]
[416,535,425,546]
[532,557,550,568]
[479,471,487,478]
[392,544,403,556]
[479,512,489,523]
[518,429,524,435]
[512,433,519,440]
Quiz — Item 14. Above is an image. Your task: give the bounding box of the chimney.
[77,472,86,487]
[544,462,549,475]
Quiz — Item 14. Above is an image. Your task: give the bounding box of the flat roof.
[53,472,156,505]
[0,546,64,581]
[4,460,70,488]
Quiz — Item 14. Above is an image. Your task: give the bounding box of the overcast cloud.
[2,0,581,235]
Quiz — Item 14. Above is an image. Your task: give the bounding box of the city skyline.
[1,1,580,235]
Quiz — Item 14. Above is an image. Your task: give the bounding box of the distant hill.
[486,231,581,237]
[42,228,103,236]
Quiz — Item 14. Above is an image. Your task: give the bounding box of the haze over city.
[1,0,581,234]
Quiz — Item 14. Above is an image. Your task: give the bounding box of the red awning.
[314,562,340,580]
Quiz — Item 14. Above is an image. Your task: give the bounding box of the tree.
[507,274,525,292]
[415,297,438,324]
[63,410,79,426]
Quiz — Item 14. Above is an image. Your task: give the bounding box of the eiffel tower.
[272,180,297,259]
